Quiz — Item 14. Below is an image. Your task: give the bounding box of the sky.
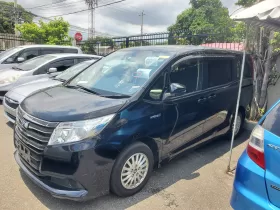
[5,0,239,38]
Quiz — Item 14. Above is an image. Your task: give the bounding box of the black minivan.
[14,46,253,200]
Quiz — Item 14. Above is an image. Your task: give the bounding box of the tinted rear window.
[207,59,232,87]
[262,103,280,137]
[237,56,253,79]
[62,48,78,53]
[41,48,62,55]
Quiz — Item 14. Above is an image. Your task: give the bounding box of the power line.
[46,0,127,18]
[26,0,80,9]
[97,2,161,22]
[27,0,108,10]
[29,0,86,11]
[1,2,114,37]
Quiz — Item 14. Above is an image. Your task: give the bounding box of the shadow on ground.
[6,121,13,128]
[20,131,250,210]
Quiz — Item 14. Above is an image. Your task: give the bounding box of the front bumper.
[15,150,88,200]
[14,139,115,201]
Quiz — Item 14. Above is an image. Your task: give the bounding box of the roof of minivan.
[43,53,101,58]
[121,45,247,56]
[16,45,80,49]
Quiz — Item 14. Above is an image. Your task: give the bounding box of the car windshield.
[55,60,95,81]
[68,49,174,96]
[16,55,57,71]
[0,47,23,60]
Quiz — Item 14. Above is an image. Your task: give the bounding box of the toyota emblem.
[24,122,29,129]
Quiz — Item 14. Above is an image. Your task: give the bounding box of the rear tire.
[110,142,154,197]
[228,111,244,138]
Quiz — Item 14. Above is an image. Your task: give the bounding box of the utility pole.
[86,0,98,39]
[14,0,18,36]
[139,10,145,46]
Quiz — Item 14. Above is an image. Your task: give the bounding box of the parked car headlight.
[0,75,21,85]
[49,114,115,146]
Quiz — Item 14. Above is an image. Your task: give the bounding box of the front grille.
[14,107,58,176]
[4,96,19,109]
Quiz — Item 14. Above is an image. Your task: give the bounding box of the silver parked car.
[0,53,101,100]
[0,45,83,70]
[3,59,97,123]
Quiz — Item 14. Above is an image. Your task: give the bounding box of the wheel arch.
[134,137,160,168]
[238,105,246,120]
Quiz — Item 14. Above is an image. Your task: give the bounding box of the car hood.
[13,74,51,87]
[0,63,18,70]
[6,79,61,103]
[21,86,127,122]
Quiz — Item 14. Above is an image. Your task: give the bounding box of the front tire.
[110,142,154,197]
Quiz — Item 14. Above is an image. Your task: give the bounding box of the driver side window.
[3,51,21,64]
[50,59,75,72]
[170,59,199,94]
[20,49,39,61]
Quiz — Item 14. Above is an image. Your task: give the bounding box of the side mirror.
[48,67,57,73]
[149,89,162,100]
[17,57,25,63]
[170,83,186,94]
[163,83,186,101]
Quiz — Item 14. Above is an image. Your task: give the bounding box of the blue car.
[231,100,280,210]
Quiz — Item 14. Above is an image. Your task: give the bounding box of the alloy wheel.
[234,114,242,136]
[121,153,149,190]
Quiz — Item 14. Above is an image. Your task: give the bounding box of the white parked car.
[0,53,101,100]
[0,45,83,70]
[3,59,98,123]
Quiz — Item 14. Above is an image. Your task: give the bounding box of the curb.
[244,120,257,131]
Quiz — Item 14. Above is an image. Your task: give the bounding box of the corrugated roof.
[232,0,280,31]
[201,43,244,51]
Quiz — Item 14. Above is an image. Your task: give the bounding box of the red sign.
[74,32,83,42]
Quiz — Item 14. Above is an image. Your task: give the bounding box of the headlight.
[49,114,115,146]
[0,75,21,85]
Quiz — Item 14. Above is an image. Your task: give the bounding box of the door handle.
[198,97,207,104]
[208,94,216,100]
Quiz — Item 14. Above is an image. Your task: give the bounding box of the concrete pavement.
[0,105,249,210]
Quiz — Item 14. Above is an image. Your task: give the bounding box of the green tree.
[232,0,280,119]
[16,18,72,45]
[168,0,239,44]
[229,22,246,42]
[236,0,258,7]
[81,36,114,54]
[0,1,33,34]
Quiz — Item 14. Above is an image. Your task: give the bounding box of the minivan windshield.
[15,55,57,71]
[0,47,23,60]
[68,49,174,96]
[55,60,95,81]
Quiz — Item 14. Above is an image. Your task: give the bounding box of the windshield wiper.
[101,94,130,99]
[65,84,100,95]
[52,77,65,82]
[12,66,22,70]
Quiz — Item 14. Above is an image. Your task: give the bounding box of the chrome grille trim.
[15,106,57,175]
[18,106,59,128]
[4,96,19,109]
